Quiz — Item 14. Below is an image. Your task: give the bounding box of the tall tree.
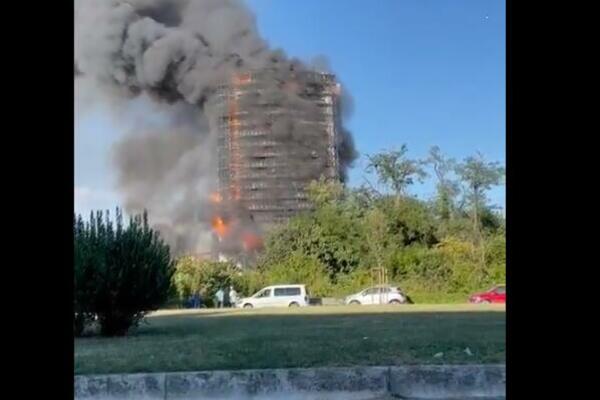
[455,153,505,243]
[366,145,427,204]
[306,176,345,208]
[426,146,460,221]
[365,208,389,271]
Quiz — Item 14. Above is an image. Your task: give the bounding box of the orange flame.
[209,192,223,204]
[241,233,263,251]
[212,216,228,238]
[233,72,252,85]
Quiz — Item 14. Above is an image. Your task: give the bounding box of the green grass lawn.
[74,304,505,375]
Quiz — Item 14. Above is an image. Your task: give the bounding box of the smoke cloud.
[75,0,357,255]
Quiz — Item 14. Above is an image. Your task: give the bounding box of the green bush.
[259,252,333,297]
[484,233,506,285]
[403,291,468,304]
[74,209,174,336]
[247,232,506,302]
[331,267,374,297]
[260,197,366,280]
[387,245,447,289]
[172,256,203,300]
[172,257,241,306]
[232,269,265,297]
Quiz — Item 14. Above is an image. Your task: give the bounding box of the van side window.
[257,289,271,298]
[274,287,301,296]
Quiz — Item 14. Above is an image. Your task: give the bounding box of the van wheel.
[289,302,299,307]
[349,300,361,305]
[389,299,401,305]
[243,303,253,309]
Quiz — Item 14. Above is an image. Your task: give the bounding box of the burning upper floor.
[208,69,343,230]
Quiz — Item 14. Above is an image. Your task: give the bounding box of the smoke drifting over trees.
[75,0,357,255]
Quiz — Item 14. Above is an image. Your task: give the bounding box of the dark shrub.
[74,209,174,336]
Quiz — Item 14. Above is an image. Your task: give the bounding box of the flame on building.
[211,216,229,239]
[241,232,263,252]
[207,69,342,266]
[209,192,223,204]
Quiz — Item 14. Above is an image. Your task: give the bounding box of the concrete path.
[368,397,505,400]
[75,365,506,399]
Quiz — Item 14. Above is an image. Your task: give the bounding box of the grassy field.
[75,304,505,375]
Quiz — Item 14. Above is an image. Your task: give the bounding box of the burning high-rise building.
[76,0,357,258]
[207,69,343,261]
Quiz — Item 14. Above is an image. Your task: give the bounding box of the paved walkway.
[75,365,505,399]
[367,397,505,400]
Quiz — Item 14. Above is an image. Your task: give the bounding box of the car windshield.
[254,289,271,298]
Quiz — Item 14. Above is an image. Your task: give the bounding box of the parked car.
[469,284,506,304]
[235,284,309,309]
[345,285,412,305]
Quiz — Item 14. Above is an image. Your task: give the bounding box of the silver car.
[345,285,412,305]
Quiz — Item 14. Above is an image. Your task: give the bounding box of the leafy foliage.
[259,195,365,279]
[172,257,240,307]
[425,145,460,222]
[250,146,505,301]
[366,145,427,197]
[259,252,332,297]
[455,153,505,241]
[74,209,174,336]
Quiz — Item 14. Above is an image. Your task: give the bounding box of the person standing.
[223,287,230,307]
[229,286,238,307]
[215,288,224,308]
[192,292,201,309]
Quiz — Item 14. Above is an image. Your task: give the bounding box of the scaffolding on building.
[212,69,342,233]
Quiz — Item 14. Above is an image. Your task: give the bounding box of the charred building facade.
[210,70,343,230]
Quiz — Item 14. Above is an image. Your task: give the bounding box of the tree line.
[74,145,504,336]
[174,145,505,304]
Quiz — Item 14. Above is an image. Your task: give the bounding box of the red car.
[469,285,506,304]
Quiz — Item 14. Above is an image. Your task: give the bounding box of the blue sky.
[75,0,505,216]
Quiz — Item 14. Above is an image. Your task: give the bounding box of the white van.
[235,285,308,309]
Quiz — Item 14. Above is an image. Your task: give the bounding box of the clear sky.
[75,0,505,216]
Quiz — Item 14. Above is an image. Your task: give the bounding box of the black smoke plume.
[75,0,357,255]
